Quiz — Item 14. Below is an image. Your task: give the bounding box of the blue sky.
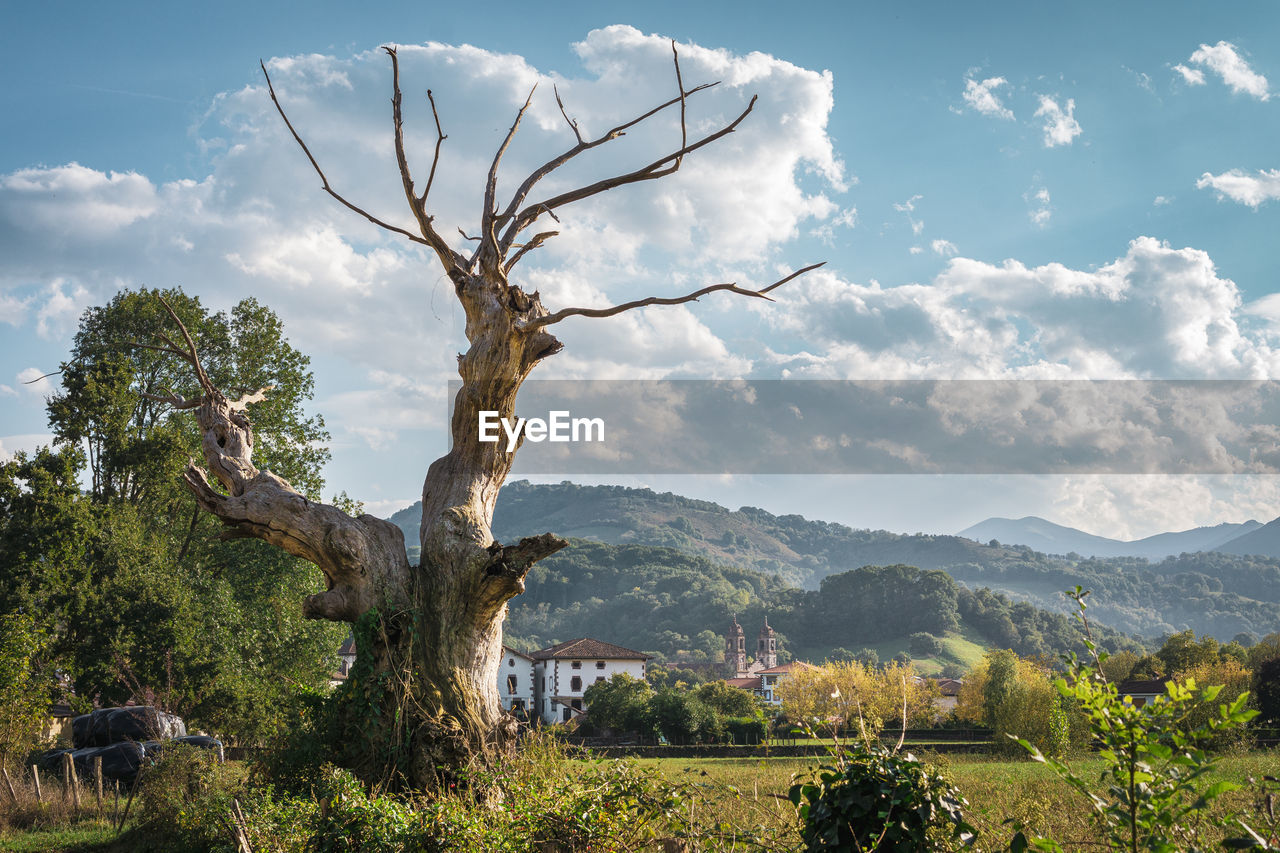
[3,2,1280,538]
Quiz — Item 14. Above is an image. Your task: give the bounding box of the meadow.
[2,748,1276,851]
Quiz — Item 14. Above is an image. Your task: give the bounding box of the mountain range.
[956,516,1269,560]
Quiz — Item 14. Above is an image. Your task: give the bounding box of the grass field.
[2,750,1276,851]
[638,750,1280,850]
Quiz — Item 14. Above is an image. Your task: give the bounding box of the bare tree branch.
[496,81,727,257]
[671,41,688,171]
[494,57,719,257]
[260,60,433,251]
[21,369,61,385]
[553,85,584,145]
[228,386,273,412]
[525,262,825,329]
[141,390,202,410]
[420,89,446,206]
[502,230,559,275]
[382,47,466,273]
[156,297,215,396]
[503,95,755,253]
[476,85,537,274]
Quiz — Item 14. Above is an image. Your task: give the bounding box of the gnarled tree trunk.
[152,44,818,790]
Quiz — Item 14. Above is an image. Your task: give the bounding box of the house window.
[596,676,605,684]
[595,661,606,669]
[571,661,582,669]
[508,658,514,667]
[507,675,517,694]
[571,699,582,711]
[562,707,571,722]
[570,676,582,692]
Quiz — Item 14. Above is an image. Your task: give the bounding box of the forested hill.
[504,539,1141,667]
[391,480,1016,586]
[387,481,1280,641]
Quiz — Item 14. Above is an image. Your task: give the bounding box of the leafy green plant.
[1011,587,1259,853]
[788,740,975,851]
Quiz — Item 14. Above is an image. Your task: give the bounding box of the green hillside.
[502,539,1141,667]
[388,481,1280,642]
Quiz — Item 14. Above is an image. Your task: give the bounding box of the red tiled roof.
[502,644,535,661]
[757,661,813,675]
[531,638,649,661]
[726,676,762,690]
[935,678,964,696]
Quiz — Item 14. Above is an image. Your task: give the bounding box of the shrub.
[910,632,944,658]
[1011,588,1259,852]
[725,715,767,745]
[134,743,244,851]
[789,741,975,851]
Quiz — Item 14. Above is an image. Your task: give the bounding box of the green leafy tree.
[1012,588,1259,853]
[0,287,343,745]
[582,673,653,735]
[694,680,760,718]
[0,614,57,768]
[648,688,716,744]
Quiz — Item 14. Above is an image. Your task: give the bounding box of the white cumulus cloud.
[763,236,1277,380]
[0,27,846,459]
[1034,95,1082,147]
[1185,41,1270,100]
[1196,168,1280,208]
[1173,64,1206,86]
[962,75,1015,120]
[1027,185,1052,226]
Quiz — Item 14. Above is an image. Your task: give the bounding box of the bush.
[725,716,767,745]
[910,632,944,658]
[789,741,975,851]
[134,744,241,848]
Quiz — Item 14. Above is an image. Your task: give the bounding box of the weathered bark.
[155,43,819,790]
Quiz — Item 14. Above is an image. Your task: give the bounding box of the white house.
[756,661,813,706]
[522,638,648,724]
[498,645,536,715]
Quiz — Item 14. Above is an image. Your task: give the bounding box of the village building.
[498,645,536,715]
[757,661,813,705]
[528,638,649,724]
[334,635,647,725]
[329,635,358,689]
[1117,678,1170,707]
[721,616,809,704]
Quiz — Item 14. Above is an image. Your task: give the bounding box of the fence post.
[94,755,104,812]
[63,752,82,810]
[1,767,16,803]
[31,765,42,802]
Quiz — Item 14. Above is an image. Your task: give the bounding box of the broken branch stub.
[151,299,411,625]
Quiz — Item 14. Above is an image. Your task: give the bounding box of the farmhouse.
[334,635,647,724]
[1117,678,1170,707]
[501,638,649,724]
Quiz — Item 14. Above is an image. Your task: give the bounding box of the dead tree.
[158,43,821,789]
